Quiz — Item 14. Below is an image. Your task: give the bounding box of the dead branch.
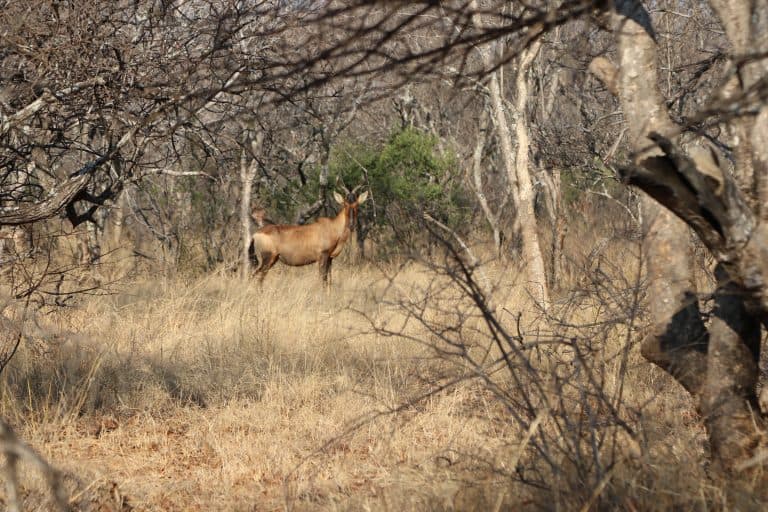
[0,419,68,512]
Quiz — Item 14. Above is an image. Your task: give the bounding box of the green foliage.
[329,127,469,239]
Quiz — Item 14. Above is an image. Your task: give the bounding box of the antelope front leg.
[319,252,331,286]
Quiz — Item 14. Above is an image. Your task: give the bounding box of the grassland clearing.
[0,246,734,510]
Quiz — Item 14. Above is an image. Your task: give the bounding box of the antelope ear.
[333,191,344,205]
[356,191,369,204]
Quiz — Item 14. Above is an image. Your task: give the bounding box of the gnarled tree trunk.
[592,0,768,476]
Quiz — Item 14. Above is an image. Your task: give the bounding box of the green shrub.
[329,127,470,250]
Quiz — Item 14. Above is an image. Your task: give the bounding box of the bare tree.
[471,2,549,307]
[470,107,508,256]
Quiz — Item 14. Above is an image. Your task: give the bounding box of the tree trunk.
[471,108,504,257]
[750,7,768,224]
[542,170,564,289]
[600,0,767,475]
[240,132,263,280]
[709,0,768,223]
[638,196,707,396]
[609,2,706,394]
[702,265,762,470]
[708,1,756,203]
[754,109,768,223]
[485,41,549,307]
[508,40,549,307]
[471,1,549,306]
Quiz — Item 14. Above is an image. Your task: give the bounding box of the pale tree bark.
[754,108,768,223]
[483,49,548,305]
[591,0,768,475]
[508,39,549,308]
[708,1,757,203]
[703,0,768,470]
[597,8,706,395]
[751,7,768,224]
[470,108,507,257]
[532,34,565,289]
[708,0,768,224]
[240,131,264,280]
[470,1,549,307]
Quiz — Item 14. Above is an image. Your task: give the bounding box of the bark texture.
[708,0,758,202]
[610,0,706,396]
[510,40,549,308]
[472,0,549,307]
[703,266,762,469]
[597,0,768,475]
[239,132,264,280]
[486,42,549,306]
[0,172,90,226]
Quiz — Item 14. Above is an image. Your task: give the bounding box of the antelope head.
[333,184,368,231]
[251,206,276,229]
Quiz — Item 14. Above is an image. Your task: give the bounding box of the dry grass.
[0,242,736,511]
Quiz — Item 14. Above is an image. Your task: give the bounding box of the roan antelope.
[249,187,368,285]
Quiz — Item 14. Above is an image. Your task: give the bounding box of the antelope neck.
[332,204,352,233]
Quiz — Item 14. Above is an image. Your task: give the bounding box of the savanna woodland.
[2,1,768,510]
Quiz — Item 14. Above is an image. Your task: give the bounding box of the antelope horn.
[351,184,363,195]
[336,176,350,194]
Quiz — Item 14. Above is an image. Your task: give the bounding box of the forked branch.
[619,133,768,321]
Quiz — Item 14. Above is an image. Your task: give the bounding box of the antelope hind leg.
[257,252,278,284]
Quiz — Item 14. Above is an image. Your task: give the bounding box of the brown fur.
[249,191,368,285]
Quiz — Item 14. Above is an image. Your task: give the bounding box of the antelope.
[250,206,274,230]
[249,186,368,285]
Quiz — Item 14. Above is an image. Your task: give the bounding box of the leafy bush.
[329,127,470,250]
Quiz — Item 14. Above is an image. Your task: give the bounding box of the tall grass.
[0,234,741,510]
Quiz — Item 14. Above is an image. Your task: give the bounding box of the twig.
[578,463,618,512]
[0,294,31,377]
[422,212,492,300]
[0,419,68,512]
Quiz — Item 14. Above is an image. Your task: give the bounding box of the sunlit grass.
[0,240,717,510]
